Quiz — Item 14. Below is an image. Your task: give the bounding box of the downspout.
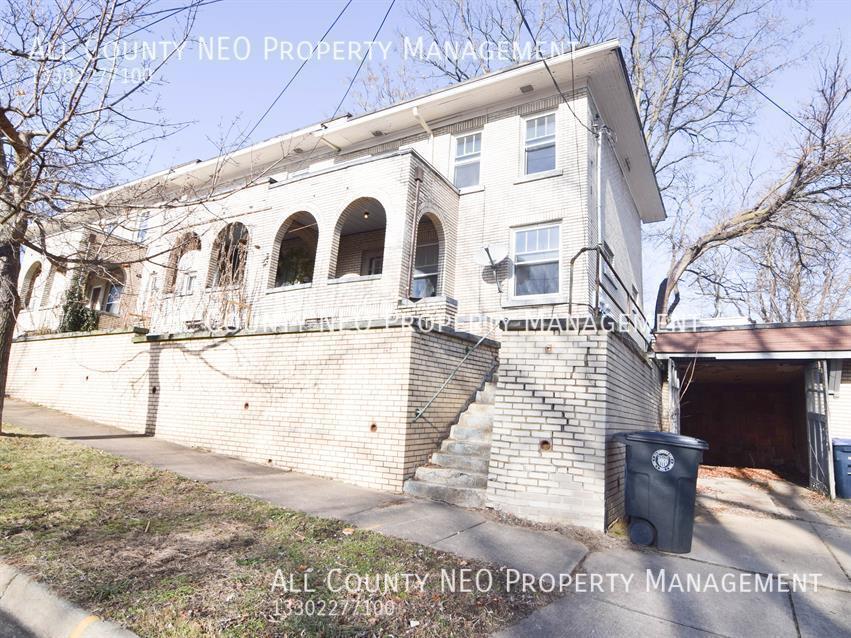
[407,166,424,298]
[593,118,605,314]
[412,106,434,164]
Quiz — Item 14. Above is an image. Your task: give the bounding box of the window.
[412,242,439,298]
[362,251,383,276]
[524,113,556,174]
[104,282,123,314]
[513,224,560,297]
[410,215,442,299]
[453,132,481,188]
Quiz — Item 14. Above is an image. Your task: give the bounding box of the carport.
[654,320,851,497]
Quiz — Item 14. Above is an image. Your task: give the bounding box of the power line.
[643,0,817,138]
[240,0,354,145]
[328,0,397,120]
[512,0,594,134]
[294,0,396,168]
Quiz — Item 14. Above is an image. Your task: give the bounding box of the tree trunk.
[0,235,22,432]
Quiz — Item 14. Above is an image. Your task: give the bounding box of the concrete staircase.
[403,377,495,508]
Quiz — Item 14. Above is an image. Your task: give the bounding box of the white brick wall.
[487,327,661,530]
[8,324,496,492]
[16,86,638,337]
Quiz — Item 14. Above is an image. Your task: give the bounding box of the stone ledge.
[14,326,147,343]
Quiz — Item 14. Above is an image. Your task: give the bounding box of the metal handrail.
[567,244,650,335]
[413,320,502,422]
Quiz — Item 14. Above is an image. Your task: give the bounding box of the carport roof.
[654,320,851,359]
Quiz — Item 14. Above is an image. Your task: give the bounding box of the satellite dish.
[474,244,508,293]
[474,244,508,267]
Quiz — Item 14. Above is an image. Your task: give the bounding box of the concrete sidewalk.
[2,398,587,580]
[499,477,851,637]
[4,398,850,637]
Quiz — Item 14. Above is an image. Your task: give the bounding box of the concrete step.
[430,452,490,474]
[465,402,494,417]
[440,439,490,457]
[403,479,487,508]
[414,466,488,489]
[449,424,492,443]
[458,409,493,429]
[476,383,496,404]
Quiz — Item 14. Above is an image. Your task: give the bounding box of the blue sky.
[141,0,851,173]
[140,0,409,173]
[132,0,850,316]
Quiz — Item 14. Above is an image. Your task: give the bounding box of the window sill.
[513,169,563,185]
[501,294,566,308]
[458,185,484,195]
[328,274,382,285]
[267,282,312,294]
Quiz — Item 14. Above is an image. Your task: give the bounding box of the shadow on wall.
[145,343,160,436]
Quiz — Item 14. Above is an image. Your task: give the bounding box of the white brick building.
[10,41,668,531]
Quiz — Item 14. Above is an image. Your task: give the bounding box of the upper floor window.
[512,223,560,297]
[453,132,481,188]
[524,113,556,175]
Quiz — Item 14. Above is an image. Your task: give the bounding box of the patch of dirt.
[699,465,785,484]
[482,508,629,553]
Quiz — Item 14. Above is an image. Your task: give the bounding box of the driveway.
[498,475,851,637]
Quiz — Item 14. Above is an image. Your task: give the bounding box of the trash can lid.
[617,430,709,450]
[833,438,851,447]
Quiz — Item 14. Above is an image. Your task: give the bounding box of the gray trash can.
[615,431,709,554]
[833,439,851,499]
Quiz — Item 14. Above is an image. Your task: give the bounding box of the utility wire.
[328,0,397,120]
[240,0,354,145]
[294,0,396,168]
[643,0,817,138]
[512,0,594,134]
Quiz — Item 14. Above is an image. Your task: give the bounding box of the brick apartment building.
[9,41,670,530]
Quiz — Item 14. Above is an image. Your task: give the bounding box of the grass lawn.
[0,427,552,637]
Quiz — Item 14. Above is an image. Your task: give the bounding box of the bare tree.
[0,0,204,427]
[659,50,851,322]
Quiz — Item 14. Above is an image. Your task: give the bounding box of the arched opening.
[85,267,126,315]
[271,212,318,288]
[410,214,444,299]
[330,198,386,279]
[164,232,201,293]
[208,222,249,287]
[20,262,43,309]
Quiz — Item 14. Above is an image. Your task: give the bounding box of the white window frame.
[103,282,123,315]
[510,222,562,302]
[452,131,482,189]
[411,239,440,299]
[522,112,557,176]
